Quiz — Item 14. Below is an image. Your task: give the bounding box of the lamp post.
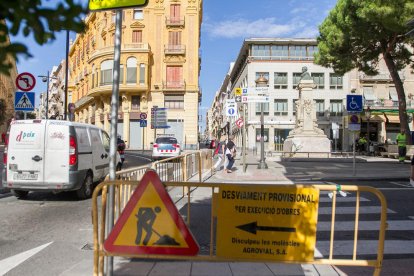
[256,75,268,169]
[38,71,57,119]
[365,106,371,155]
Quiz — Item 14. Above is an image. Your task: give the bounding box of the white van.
[2,120,120,199]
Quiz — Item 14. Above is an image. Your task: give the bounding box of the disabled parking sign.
[346,95,363,113]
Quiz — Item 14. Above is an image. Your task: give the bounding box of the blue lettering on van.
[16,131,36,142]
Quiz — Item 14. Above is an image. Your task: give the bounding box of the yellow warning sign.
[216,185,319,262]
[89,0,148,11]
[235,88,242,96]
[104,170,199,255]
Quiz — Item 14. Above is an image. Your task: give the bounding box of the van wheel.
[76,172,93,200]
[12,190,29,199]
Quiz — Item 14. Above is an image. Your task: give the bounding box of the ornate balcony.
[166,17,185,27]
[162,80,186,91]
[164,44,186,55]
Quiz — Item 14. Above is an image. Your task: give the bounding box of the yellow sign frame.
[89,0,149,11]
[216,185,319,262]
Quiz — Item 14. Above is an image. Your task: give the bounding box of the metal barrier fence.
[92,181,387,276]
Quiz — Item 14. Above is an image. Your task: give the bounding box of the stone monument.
[283,67,331,156]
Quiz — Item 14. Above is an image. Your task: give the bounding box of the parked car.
[151,136,181,160]
[3,119,121,199]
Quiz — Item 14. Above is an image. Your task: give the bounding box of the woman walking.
[225,135,236,173]
[213,136,226,172]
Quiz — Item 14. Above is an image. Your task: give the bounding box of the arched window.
[126,57,137,84]
[101,60,113,85]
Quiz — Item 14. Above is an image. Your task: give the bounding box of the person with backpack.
[213,136,226,172]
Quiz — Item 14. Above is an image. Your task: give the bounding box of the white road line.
[317,220,414,231]
[318,206,393,215]
[317,240,414,256]
[390,181,412,187]
[0,242,53,275]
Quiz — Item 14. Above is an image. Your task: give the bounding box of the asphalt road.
[1,149,414,275]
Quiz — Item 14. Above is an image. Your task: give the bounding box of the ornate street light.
[38,71,57,119]
[256,75,268,169]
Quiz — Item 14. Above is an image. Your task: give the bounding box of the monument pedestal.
[283,79,331,157]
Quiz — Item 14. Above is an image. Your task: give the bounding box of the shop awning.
[385,114,400,123]
[361,114,386,122]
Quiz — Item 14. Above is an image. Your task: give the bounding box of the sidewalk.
[209,152,410,183]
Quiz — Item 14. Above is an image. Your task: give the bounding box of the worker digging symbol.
[135,206,180,246]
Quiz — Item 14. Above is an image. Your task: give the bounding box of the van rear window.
[156,137,178,144]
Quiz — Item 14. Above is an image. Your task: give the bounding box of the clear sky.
[11,0,336,121]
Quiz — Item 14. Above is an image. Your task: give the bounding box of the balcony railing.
[166,17,185,27]
[162,80,186,90]
[164,44,186,55]
[359,71,405,82]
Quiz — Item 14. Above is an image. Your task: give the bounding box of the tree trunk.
[383,52,411,145]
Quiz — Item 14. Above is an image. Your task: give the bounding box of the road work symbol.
[135,206,180,246]
[103,170,199,255]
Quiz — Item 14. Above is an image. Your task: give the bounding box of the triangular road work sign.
[104,170,199,255]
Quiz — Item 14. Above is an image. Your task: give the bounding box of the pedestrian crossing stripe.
[104,169,199,256]
[14,92,35,111]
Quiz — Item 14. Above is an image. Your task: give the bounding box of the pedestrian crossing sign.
[104,170,199,256]
[14,92,35,111]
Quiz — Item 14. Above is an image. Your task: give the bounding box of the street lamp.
[256,75,268,169]
[38,71,57,119]
[365,106,372,155]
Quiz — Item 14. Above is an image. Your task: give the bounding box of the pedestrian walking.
[225,135,236,173]
[396,129,407,163]
[213,136,226,172]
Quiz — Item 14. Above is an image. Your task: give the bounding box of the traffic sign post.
[16,72,36,92]
[346,94,363,113]
[236,117,244,128]
[14,92,35,111]
[216,185,319,262]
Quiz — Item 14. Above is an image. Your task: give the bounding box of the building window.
[100,60,113,85]
[133,9,143,20]
[292,99,297,116]
[131,95,140,110]
[363,86,376,106]
[132,30,142,43]
[256,128,269,142]
[91,64,95,89]
[166,66,183,88]
[165,94,184,109]
[307,46,318,58]
[329,73,343,89]
[330,100,343,117]
[311,73,324,89]
[274,99,288,116]
[170,4,180,22]
[271,45,289,59]
[139,63,145,85]
[289,45,307,60]
[274,72,288,89]
[252,45,270,58]
[119,65,124,84]
[255,103,269,115]
[315,99,325,116]
[255,72,269,84]
[126,57,137,84]
[292,72,302,89]
[168,31,182,52]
